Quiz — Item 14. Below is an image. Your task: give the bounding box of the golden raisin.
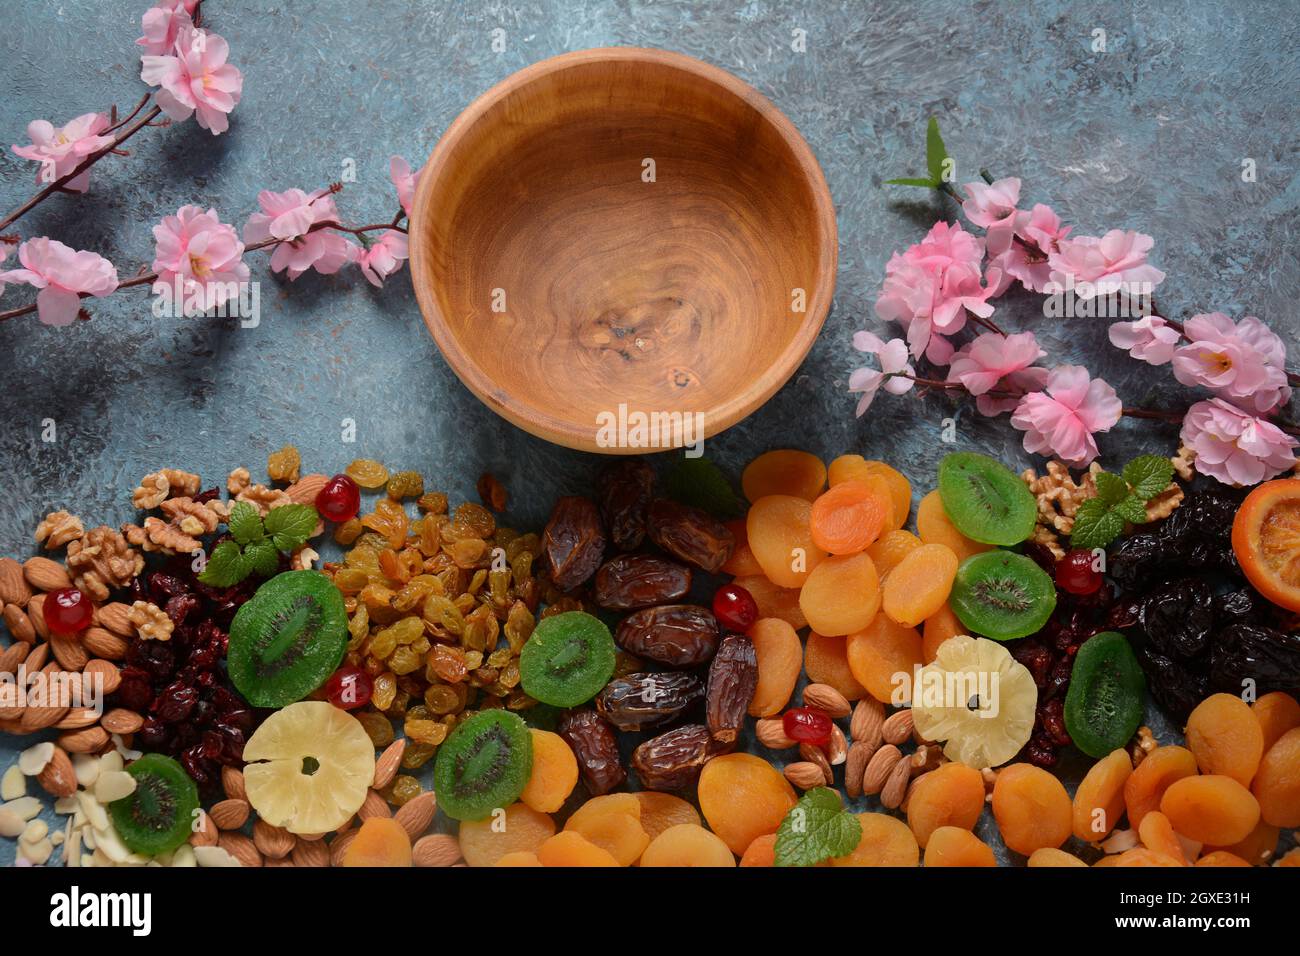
[266,444,301,483]
[346,458,390,489]
[387,470,425,500]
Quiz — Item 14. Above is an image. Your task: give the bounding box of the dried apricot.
[798,552,881,636]
[640,823,736,867]
[1253,691,1300,753]
[698,753,797,855]
[860,461,912,530]
[738,832,777,866]
[1027,847,1087,867]
[1161,775,1260,845]
[1252,726,1300,827]
[536,830,620,867]
[906,763,985,847]
[809,480,887,554]
[458,802,556,867]
[519,729,578,814]
[747,495,827,588]
[916,490,992,561]
[1207,818,1280,866]
[731,575,808,630]
[742,450,827,502]
[633,791,700,842]
[564,793,649,865]
[831,813,919,867]
[991,763,1072,856]
[1195,850,1251,867]
[1123,745,1198,830]
[923,826,996,867]
[881,543,958,628]
[341,817,412,867]
[1101,847,1182,867]
[494,851,543,866]
[846,613,924,704]
[1185,692,1264,787]
[922,603,965,664]
[1137,811,1188,864]
[747,618,803,717]
[827,454,873,486]
[720,519,764,577]
[866,529,922,582]
[804,631,867,701]
[1072,748,1133,842]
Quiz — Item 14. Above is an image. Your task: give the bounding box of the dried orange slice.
[1231,479,1300,611]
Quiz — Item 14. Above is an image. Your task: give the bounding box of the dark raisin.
[645,498,734,573]
[595,671,704,732]
[615,604,719,668]
[1140,578,1214,661]
[592,554,692,610]
[557,708,626,796]
[705,632,757,746]
[1107,533,1164,589]
[542,496,606,590]
[631,724,718,791]
[595,459,655,552]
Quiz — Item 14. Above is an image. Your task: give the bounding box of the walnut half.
[65,526,145,602]
[129,600,173,642]
[132,468,201,510]
[34,511,84,550]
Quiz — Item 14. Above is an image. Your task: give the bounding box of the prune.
[615,604,719,668]
[1214,588,1261,626]
[646,498,734,573]
[1107,534,1164,589]
[705,632,757,746]
[542,496,606,590]
[1138,647,1208,722]
[1160,491,1240,543]
[557,708,626,796]
[631,724,718,791]
[1210,624,1300,698]
[592,554,691,610]
[1140,578,1214,660]
[595,672,704,732]
[595,459,654,552]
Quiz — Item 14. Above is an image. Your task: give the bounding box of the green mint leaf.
[774,787,861,867]
[227,500,265,546]
[663,456,743,519]
[198,540,252,587]
[1093,471,1129,507]
[1069,497,1126,551]
[883,176,937,188]
[264,504,319,552]
[1123,454,1175,501]
[245,539,281,577]
[1114,494,1149,525]
[926,116,950,185]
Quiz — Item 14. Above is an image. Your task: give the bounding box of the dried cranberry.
[165,592,201,627]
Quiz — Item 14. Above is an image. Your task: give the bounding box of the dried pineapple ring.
[910,635,1037,769]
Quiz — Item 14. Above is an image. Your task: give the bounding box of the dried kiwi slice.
[109,754,200,857]
[433,709,533,821]
[1065,632,1146,758]
[950,550,1056,641]
[937,452,1037,546]
[227,570,348,708]
[519,610,616,707]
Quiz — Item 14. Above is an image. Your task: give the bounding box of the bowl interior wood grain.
[410,48,836,452]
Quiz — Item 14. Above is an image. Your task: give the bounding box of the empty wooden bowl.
[409,47,837,453]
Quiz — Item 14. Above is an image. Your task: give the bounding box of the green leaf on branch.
[926,116,950,185]
[663,456,743,518]
[774,787,862,867]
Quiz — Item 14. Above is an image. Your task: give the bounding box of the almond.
[217,831,262,868]
[209,798,251,830]
[264,857,296,867]
[827,724,848,765]
[23,557,71,592]
[100,709,143,735]
[57,724,108,754]
[394,790,437,840]
[83,659,121,695]
[286,473,329,505]
[291,837,330,868]
[754,717,796,749]
[880,753,913,809]
[54,708,100,730]
[799,743,834,784]
[23,642,48,671]
[189,810,219,847]
[94,602,135,637]
[329,830,358,867]
[82,627,127,660]
[48,634,88,672]
[36,747,76,798]
[862,743,902,795]
[782,761,828,790]
[252,820,295,860]
[221,766,247,802]
[412,833,463,867]
[0,640,29,676]
[372,738,406,790]
[2,604,35,643]
[850,697,884,748]
[882,709,914,745]
[358,789,391,820]
[22,664,70,731]
[845,740,873,798]
[0,559,32,607]
[802,683,851,718]
[27,595,48,640]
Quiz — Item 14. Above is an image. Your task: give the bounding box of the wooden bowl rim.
[409,46,838,453]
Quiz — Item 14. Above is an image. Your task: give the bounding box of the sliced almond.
[17,741,55,776]
[412,833,462,867]
[193,845,242,867]
[802,683,851,718]
[72,753,100,789]
[1,765,26,800]
[93,770,137,804]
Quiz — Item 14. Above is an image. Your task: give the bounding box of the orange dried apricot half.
[634,792,701,842]
[459,802,556,867]
[809,480,888,554]
[698,753,797,855]
[798,552,881,636]
[906,763,985,848]
[564,793,649,865]
[730,574,808,630]
[1253,691,1300,753]
[747,617,804,717]
[804,630,868,701]
[1160,775,1260,846]
[921,603,965,664]
[1072,748,1133,842]
[1027,847,1087,867]
[1123,744,1197,830]
[991,763,1072,856]
[742,450,826,502]
[831,813,919,867]
[923,826,996,867]
[846,613,923,705]
[341,817,412,867]
[866,529,922,582]
[640,824,736,867]
[1184,692,1264,787]
[881,543,958,628]
[519,729,578,814]
[916,490,992,561]
[1252,726,1300,827]
[746,495,827,588]
[536,830,621,867]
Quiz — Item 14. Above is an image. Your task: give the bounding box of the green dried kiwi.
[519,611,616,707]
[1065,631,1146,758]
[937,451,1037,546]
[109,754,200,857]
[949,550,1056,641]
[227,570,348,708]
[433,709,533,821]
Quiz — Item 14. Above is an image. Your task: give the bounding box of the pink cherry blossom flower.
[390,156,422,216]
[354,230,408,288]
[1171,312,1292,414]
[1046,229,1165,298]
[244,188,350,281]
[1180,398,1297,486]
[11,113,115,193]
[1108,315,1180,366]
[151,205,248,311]
[1009,365,1122,467]
[0,237,118,326]
[140,25,243,134]
[947,332,1049,416]
[136,2,197,56]
[848,332,915,417]
[962,177,1020,254]
[989,203,1071,293]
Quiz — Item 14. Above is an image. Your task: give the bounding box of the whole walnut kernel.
[236,483,292,516]
[34,511,84,550]
[65,526,144,602]
[131,468,201,510]
[159,497,227,537]
[227,467,252,496]
[129,600,173,642]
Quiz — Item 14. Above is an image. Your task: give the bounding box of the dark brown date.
[595,671,704,732]
[593,554,692,610]
[631,724,721,792]
[557,708,626,796]
[705,632,757,746]
[596,458,655,551]
[646,498,734,573]
[543,496,606,590]
[615,604,719,668]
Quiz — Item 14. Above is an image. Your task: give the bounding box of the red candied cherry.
[1056,548,1103,596]
[324,666,373,710]
[43,587,94,634]
[782,706,833,746]
[315,474,361,523]
[712,583,759,632]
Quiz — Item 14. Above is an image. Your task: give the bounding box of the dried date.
[646,498,734,573]
[615,604,719,668]
[593,554,692,610]
[595,671,704,731]
[631,724,720,791]
[557,708,626,796]
[596,459,655,551]
[543,496,606,590]
[705,632,757,746]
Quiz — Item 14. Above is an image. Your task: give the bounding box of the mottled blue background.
[0,1,1296,865]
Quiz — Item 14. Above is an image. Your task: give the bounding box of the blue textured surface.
[0,1,1296,865]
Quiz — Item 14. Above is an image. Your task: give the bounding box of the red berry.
[324,667,373,710]
[43,587,94,634]
[712,584,758,632]
[1056,548,1102,595]
[782,707,833,746]
[316,474,361,523]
